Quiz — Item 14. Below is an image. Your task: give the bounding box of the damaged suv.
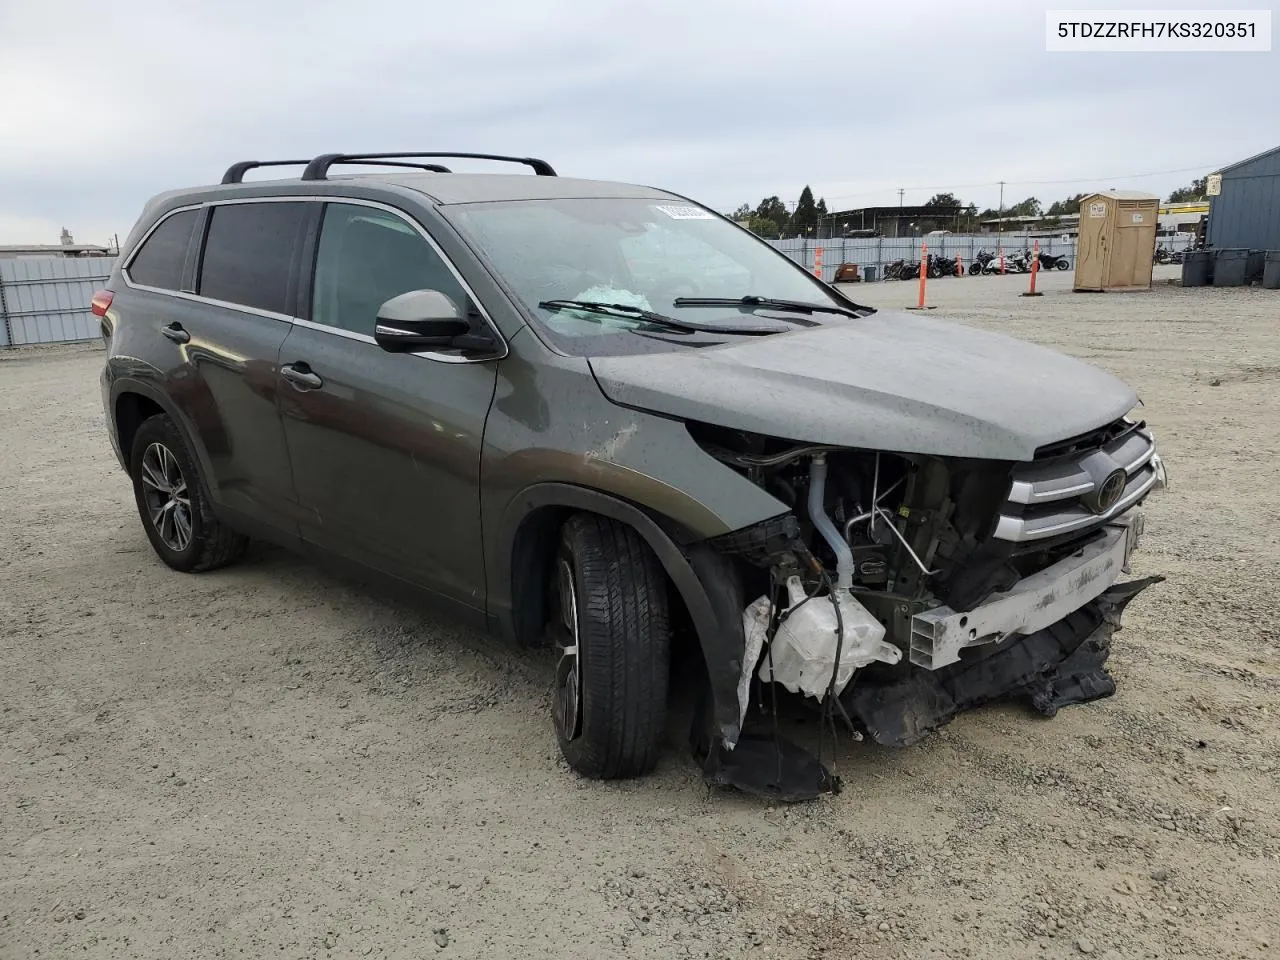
[98,152,1166,797]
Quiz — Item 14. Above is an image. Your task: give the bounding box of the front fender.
[490,482,758,750]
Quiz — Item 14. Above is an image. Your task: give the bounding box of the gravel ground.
[2,265,1277,960]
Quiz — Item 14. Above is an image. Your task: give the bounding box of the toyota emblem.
[1089,469,1127,514]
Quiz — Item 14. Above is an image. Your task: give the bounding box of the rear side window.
[311,203,468,336]
[127,209,198,290]
[198,202,306,315]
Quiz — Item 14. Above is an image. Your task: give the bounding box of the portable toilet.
[1073,190,1160,291]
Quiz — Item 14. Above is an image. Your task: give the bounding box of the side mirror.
[374,290,471,351]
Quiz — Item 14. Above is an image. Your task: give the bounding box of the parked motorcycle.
[970,249,996,275]
[1008,250,1032,273]
[1037,251,1071,271]
[984,250,1029,274]
[930,254,961,278]
[884,258,908,280]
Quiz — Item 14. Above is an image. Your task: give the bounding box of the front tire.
[129,414,247,572]
[550,514,670,779]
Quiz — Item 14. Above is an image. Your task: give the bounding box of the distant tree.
[747,216,784,238]
[1045,192,1087,216]
[729,203,752,221]
[792,186,819,235]
[1004,196,1043,218]
[815,197,829,236]
[1167,177,1208,202]
[754,195,790,233]
[924,192,962,209]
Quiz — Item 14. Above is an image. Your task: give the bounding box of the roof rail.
[300,152,557,181]
[320,158,453,175]
[221,160,311,184]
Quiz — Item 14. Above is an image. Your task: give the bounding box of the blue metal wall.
[0,257,116,347]
[1207,147,1280,251]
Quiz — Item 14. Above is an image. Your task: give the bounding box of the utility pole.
[898,188,904,238]
[998,180,1005,241]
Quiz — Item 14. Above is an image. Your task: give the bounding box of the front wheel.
[1057,260,1070,270]
[129,414,247,572]
[550,514,670,779]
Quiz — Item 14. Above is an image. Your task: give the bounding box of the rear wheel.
[129,414,247,572]
[550,514,670,779]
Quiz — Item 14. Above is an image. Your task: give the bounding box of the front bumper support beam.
[844,576,1163,747]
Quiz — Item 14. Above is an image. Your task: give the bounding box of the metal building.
[1206,144,1280,251]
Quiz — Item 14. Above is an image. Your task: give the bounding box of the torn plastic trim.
[844,575,1164,748]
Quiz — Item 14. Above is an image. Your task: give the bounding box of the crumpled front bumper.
[844,574,1163,747]
[909,513,1145,671]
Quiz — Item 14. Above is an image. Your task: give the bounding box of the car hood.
[587,311,1137,461]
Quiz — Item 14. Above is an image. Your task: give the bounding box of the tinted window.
[312,203,467,336]
[127,209,197,290]
[199,202,306,315]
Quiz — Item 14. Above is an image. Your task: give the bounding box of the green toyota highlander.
[96,151,1166,798]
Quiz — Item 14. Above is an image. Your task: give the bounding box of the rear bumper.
[101,369,126,470]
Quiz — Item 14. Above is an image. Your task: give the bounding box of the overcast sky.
[1,0,1276,244]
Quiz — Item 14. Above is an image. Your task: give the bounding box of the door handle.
[161,322,190,344]
[281,363,323,390]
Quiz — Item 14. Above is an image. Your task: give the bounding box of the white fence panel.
[0,257,116,347]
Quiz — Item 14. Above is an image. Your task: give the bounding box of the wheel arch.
[493,483,749,750]
[109,378,217,491]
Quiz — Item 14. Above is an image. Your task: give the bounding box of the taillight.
[91,289,114,317]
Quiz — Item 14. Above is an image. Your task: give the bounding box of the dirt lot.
[2,265,1278,960]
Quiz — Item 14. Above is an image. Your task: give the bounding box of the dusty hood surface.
[588,311,1137,461]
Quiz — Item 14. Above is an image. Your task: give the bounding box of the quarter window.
[127,209,198,290]
[311,203,467,336]
[198,202,307,315]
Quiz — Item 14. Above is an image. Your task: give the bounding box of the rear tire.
[550,514,670,779]
[129,414,247,572]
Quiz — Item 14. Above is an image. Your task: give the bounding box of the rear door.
[276,200,500,609]
[174,200,310,533]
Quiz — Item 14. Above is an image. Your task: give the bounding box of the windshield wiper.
[537,299,788,336]
[673,295,868,320]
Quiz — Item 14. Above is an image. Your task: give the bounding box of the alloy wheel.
[140,442,193,552]
[554,558,583,741]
